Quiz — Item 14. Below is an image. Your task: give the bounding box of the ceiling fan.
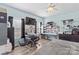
[47,3,57,14]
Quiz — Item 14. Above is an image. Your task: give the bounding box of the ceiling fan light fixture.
[48,6,53,13]
[48,3,54,14]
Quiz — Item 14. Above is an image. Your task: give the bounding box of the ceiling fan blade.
[52,4,55,7]
[54,8,58,10]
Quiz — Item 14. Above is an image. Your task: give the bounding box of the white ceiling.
[4,3,79,18]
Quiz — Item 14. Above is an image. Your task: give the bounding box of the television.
[26,17,36,25]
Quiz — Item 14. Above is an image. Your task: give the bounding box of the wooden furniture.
[21,17,37,39]
[59,34,79,42]
[7,16,15,50]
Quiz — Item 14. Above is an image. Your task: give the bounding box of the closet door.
[0,8,7,45]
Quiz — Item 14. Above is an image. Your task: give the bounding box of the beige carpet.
[1,39,79,55]
[34,39,79,55]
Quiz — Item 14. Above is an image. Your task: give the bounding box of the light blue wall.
[44,11,79,33]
